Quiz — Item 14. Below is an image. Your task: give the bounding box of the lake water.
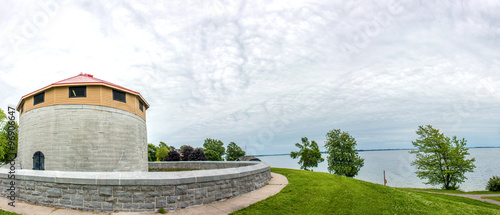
[256,148,500,191]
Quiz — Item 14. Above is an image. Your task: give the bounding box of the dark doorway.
[33,151,45,170]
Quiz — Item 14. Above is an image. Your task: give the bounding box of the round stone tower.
[15,73,149,172]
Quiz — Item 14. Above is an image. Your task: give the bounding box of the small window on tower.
[69,86,86,98]
[139,101,144,112]
[113,90,126,103]
[33,92,45,105]
[21,104,24,113]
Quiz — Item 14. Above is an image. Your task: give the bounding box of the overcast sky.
[1,0,499,155]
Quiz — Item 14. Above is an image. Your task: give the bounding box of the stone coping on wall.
[0,161,269,185]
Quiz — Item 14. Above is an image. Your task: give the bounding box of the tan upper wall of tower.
[18,84,147,120]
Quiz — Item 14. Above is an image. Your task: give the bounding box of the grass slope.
[232,168,500,215]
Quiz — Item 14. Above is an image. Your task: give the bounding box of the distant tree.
[169,145,176,151]
[181,146,194,161]
[189,148,208,161]
[159,141,168,148]
[324,129,364,177]
[205,149,222,161]
[203,138,225,161]
[0,108,18,163]
[156,146,171,161]
[148,143,158,162]
[410,125,476,190]
[290,137,324,171]
[165,150,181,161]
[226,142,246,161]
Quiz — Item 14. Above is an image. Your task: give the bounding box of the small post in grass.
[384,170,387,186]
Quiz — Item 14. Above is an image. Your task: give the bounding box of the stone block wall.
[0,162,271,212]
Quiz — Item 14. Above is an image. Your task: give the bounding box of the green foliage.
[155,146,171,161]
[205,149,222,161]
[324,129,364,177]
[289,137,324,171]
[410,125,476,190]
[0,108,18,163]
[189,148,208,161]
[181,145,194,161]
[159,141,168,148]
[159,207,165,214]
[203,138,225,161]
[226,142,246,161]
[486,176,500,191]
[147,143,158,162]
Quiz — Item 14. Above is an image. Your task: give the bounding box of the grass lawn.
[483,196,500,202]
[232,168,500,215]
[0,209,19,215]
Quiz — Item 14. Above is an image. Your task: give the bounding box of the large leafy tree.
[147,143,158,162]
[290,137,324,171]
[0,108,18,163]
[203,138,225,161]
[410,125,476,190]
[155,146,171,161]
[324,129,364,177]
[226,142,246,161]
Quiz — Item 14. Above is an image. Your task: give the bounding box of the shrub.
[189,148,208,161]
[165,150,181,161]
[159,207,165,214]
[181,146,194,161]
[486,176,500,191]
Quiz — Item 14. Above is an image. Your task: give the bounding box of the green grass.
[483,196,500,202]
[232,168,500,215]
[0,209,20,215]
[402,188,500,195]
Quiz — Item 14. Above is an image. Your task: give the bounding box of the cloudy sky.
[1,0,499,155]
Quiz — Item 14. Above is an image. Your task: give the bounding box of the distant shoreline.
[251,146,500,157]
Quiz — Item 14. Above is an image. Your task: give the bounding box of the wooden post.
[384,170,387,186]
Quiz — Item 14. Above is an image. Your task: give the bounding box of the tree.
[324,129,364,177]
[226,142,246,161]
[159,141,168,148]
[203,138,225,161]
[205,149,222,161]
[290,137,324,171]
[165,150,181,161]
[181,145,194,161]
[156,146,171,161]
[410,125,476,190]
[189,148,208,161]
[0,108,18,163]
[148,143,158,162]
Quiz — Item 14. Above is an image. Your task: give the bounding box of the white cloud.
[1,0,500,154]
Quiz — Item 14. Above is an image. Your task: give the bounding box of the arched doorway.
[33,151,45,170]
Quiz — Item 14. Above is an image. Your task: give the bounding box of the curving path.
[426,192,500,206]
[0,173,288,215]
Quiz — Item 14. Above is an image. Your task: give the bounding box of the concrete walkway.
[442,193,500,206]
[423,192,500,206]
[0,173,288,215]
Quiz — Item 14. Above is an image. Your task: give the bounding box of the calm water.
[256,148,500,191]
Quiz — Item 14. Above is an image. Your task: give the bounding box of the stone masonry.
[0,162,271,212]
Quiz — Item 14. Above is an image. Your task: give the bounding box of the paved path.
[425,192,500,206]
[0,172,288,215]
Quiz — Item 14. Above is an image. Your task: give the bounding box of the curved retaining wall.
[0,161,271,212]
[18,104,148,172]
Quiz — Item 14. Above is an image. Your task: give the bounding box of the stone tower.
[16,73,149,172]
